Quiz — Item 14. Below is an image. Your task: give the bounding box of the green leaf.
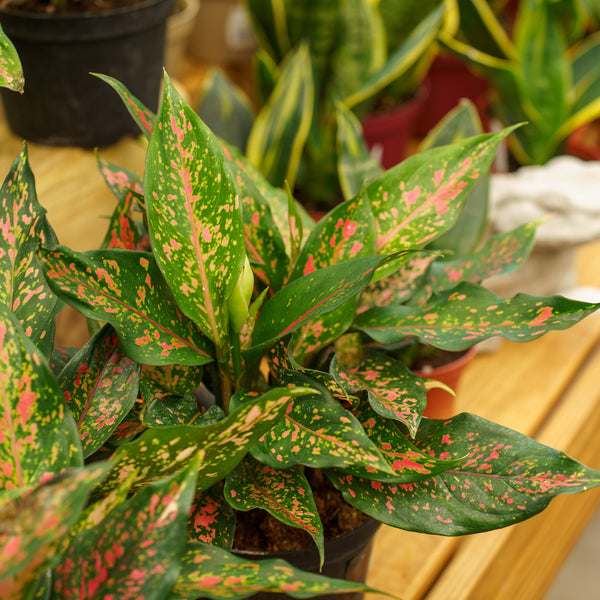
[248,254,388,362]
[246,44,314,189]
[41,246,214,366]
[0,24,24,93]
[141,362,203,395]
[170,541,376,600]
[355,281,600,351]
[0,305,82,491]
[0,465,109,599]
[95,73,156,139]
[329,413,600,535]
[58,324,141,458]
[145,75,245,350]
[246,372,393,475]
[98,386,312,493]
[0,145,61,357]
[187,485,236,548]
[101,186,144,250]
[141,381,200,428]
[225,457,324,565]
[196,68,256,152]
[332,352,427,438]
[368,130,512,255]
[53,456,201,600]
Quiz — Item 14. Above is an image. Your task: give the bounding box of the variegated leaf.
[145,75,245,349]
[141,381,200,427]
[328,413,600,535]
[248,254,388,363]
[170,541,376,600]
[0,306,82,492]
[107,395,146,446]
[341,401,464,483]
[225,457,324,563]
[188,485,236,548]
[412,221,538,306]
[98,387,312,493]
[53,455,201,600]
[357,252,435,312]
[232,158,289,290]
[101,186,144,250]
[332,352,426,438]
[49,347,77,377]
[95,73,156,139]
[58,325,141,458]
[40,246,214,366]
[97,155,144,201]
[0,145,61,356]
[368,130,512,254]
[0,465,109,600]
[244,373,393,475]
[289,189,377,281]
[141,362,203,395]
[355,281,600,351]
[0,24,23,93]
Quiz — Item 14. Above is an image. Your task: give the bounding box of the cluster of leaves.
[3,68,600,599]
[440,0,600,165]
[198,0,449,205]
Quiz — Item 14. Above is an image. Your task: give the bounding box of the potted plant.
[5,64,600,599]
[197,0,448,209]
[0,0,176,147]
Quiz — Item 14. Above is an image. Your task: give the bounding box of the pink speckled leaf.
[98,386,312,494]
[332,352,427,438]
[171,541,376,600]
[101,186,144,251]
[328,413,600,535]
[248,254,388,364]
[107,395,146,446]
[289,189,376,281]
[0,24,23,92]
[141,362,204,395]
[244,373,393,475]
[187,485,236,548]
[53,455,201,600]
[0,306,82,492]
[145,75,245,349]
[40,246,214,366]
[225,457,324,563]
[95,73,156,139]
[230,157,289,290]
[343,401,464,483]
[97,155,144,201]
[58,325,141,458]
[355,281,600,351]
[0,464,109,599]
[413,221,538,306]
[368,130,512,254]
[0,145,61,356]
[141,381,200,427]
[357,252,435,312]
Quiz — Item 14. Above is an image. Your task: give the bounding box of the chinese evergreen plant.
[3,67,600,600]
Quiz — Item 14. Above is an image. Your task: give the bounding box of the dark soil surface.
[233,469,369,553]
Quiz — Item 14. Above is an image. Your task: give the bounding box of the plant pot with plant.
[0,0,175,147]
[6,51,600,598]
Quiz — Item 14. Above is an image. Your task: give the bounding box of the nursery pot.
[233,518,381,600]
[414,347,477,419]
[362,86,428,170]
[0,0,175,147]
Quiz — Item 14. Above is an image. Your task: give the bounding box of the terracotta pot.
[165,0,200,78]
[417,53,490,137]
[0,0,175,147]
[362,85,428,169]
[233,518,381,600]
[414,347,477,419]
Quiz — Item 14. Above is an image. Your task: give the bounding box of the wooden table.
[1,70,599,600]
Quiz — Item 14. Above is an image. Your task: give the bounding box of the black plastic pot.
[233,518,381,600]
[0,0,175,147]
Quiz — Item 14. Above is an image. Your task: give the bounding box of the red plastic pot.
[417,53,490,137]
[414,347,477,419]
[362,85,428,169]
